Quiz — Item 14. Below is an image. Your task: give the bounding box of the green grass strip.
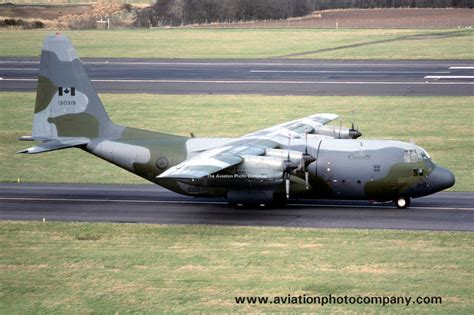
[0,221,472,313]
[0,29,473,59]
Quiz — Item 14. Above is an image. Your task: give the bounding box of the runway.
[1,183,473,231]
[1,58,473,96]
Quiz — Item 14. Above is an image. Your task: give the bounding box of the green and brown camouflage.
[22,33,188,181]
[19,34,455,208]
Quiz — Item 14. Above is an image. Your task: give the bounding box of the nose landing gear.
[394,197,411,209]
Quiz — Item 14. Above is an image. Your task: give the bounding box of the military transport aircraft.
[19,34,455,208]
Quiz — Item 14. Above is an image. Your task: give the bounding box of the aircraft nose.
[429,166,455,192]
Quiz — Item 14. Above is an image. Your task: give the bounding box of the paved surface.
[1,183,473,231]
[0,58,472,96]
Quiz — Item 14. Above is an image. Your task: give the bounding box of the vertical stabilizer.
[32,33,113,140]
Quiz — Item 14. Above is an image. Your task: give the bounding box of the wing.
[158,139,277,179]
[157,113,339,180]
[243,113,339,140]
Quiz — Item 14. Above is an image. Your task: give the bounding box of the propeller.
[300,129,316,189]
[286,129,316,190]
[304,130,308,155]
[282,131,317,198]
[283,134,298,199]
[348,108,362,139]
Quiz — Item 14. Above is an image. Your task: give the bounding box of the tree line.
[136,0,472,26]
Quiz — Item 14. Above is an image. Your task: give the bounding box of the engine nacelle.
[265,148,303,162]
[236,155,285,180]
[314,125,351,139]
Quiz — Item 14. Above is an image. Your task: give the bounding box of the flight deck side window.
[412,168,424,176]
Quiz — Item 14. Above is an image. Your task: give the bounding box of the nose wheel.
[394,197,411,209]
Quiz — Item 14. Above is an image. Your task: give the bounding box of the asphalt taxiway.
[0,183,472,231]
[0,58,472,96]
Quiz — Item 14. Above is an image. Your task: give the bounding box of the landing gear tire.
[229,202,271,209]
[272,194,288,207]
[229,202,246,209]
[394,197,411,209]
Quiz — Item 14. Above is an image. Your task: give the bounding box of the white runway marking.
[250,69,450,74]
[3,78,474,85]
[424,75,474,79]
[0,196,225,205]
[0,68,39,71]
[1,197,473,211]
[449,66,474,70]
[0,61,39,64]
[2,78,37,81]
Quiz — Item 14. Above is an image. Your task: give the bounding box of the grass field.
[0,29,472,59]
[0,221,472,313]
[0,92,472,191]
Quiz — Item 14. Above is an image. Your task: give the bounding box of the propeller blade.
[338,117,343,139]
[305,171,309,190]
[285,176,290,199]
[287,133,291,161]
[348,114,362,139]
[304,129,308,155]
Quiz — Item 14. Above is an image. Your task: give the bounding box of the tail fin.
[31,33,113,140]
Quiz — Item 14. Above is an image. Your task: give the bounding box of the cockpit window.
[403,149,423,163]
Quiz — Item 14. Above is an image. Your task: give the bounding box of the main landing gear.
[394,197,411,209]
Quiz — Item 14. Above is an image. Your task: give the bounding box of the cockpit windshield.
[404,149,421,163]
[404,147,431,163]
[420,150,431,160]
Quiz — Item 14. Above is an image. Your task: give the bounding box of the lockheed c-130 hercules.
[19,34,455,208]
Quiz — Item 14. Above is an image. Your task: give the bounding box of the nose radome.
[429,167,455,192]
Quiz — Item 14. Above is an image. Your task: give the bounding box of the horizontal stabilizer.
[18,137,89,154]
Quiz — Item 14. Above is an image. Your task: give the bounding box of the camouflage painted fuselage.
[99,136,450,202]
[20,34,455,206]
